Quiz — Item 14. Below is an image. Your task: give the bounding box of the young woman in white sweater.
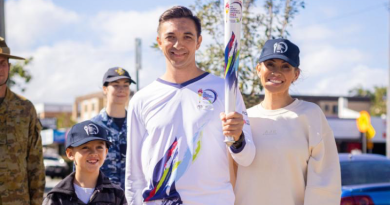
[234,39,341,205]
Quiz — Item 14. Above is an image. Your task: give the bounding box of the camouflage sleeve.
[27,105,45,205]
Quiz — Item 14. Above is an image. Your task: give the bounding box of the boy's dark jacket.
[43,171,127,205]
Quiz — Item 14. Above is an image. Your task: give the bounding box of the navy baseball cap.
[102,67,136,86]
[65,120,111,149]
[258,39,300,67]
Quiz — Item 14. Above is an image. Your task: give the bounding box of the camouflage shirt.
[0,87,45,205]
[91,109,127,189]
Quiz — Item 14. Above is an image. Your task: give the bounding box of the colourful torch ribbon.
[224,0,242,146]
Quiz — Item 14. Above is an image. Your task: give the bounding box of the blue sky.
[4,0,389,104]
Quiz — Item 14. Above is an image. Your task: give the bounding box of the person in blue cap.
[91,67,136,190]
[43,120,127,205]
[234,39,341,205]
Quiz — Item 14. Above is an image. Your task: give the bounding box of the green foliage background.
[7,57,33,92]
[190,0,305,95]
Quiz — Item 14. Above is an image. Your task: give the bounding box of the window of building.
[332,105,338,114]
[92,103,95,112]
[84,105,88,113]
[77,104,81,117]
[324,105,329,111]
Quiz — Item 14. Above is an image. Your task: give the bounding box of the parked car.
[43,155,69,179]
[340,153,390,205]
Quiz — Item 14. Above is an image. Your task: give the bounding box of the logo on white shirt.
[197,88,217,110]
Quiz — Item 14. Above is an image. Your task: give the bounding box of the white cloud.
[292,25,334,41]
[293,64,387,96]
[289,19,386,96]
[5,3,169,104]
[299,45,365,77]
[16,39,166,104]
[91,7,168,51]
[6,0,79,49]
[19,41,114,103]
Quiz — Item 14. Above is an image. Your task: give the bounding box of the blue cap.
[103,67,136,86]
[65,120,111,149]
[258,39,300,67]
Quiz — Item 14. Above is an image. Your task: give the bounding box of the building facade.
[35,103,73,129]
[72,91,134,123]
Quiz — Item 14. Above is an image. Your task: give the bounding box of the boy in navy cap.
[43,121,127,205]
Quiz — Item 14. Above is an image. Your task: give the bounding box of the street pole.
[387,0,390,158]
[135,38,142,91]
[362,133,367,154]
[0,0,5,38]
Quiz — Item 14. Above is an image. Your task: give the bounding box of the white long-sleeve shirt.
[125,73,255,205]
[235,99,341,205]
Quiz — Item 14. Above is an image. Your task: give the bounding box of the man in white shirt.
[125,6,255,205]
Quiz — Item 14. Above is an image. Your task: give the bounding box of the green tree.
[190,0,305,95]
[56,112,76,129]
[370,86,386,116]
[7,57,33,92]
[349,85,386,116]
[348,85,373,97]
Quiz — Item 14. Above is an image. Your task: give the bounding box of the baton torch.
[224,0,242,146]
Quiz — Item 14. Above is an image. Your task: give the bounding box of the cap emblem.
[115,67,125,76]
[84,124,99,135]
[273,42,288,54]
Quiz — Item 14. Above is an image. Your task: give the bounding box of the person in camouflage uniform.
[91,67,136,190]
[0,37,45,205]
